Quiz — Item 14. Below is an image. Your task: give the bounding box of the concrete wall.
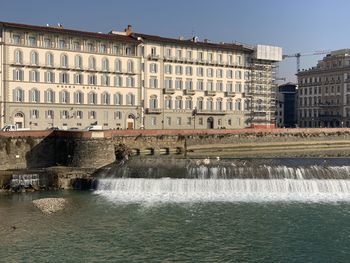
[1,128,350,170]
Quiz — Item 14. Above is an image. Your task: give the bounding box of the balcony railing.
[163,88,175,94]
[225,91,236,97]
[197,109,226,115]
[319,102,341,107]
[184,89,195,95]
[319,114,341,120]
[205,90,216,96]
[147,54,159,60]
[146,108,162,114]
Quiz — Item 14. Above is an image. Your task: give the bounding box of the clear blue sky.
[1,0,349,83]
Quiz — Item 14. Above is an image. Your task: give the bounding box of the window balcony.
[147,54,159,60]
[196,109,226,115]
[184,89,195,95]
[163,88,175,94]
[205,90,216,96]
[146,108,162,114]
[225,91,236,97]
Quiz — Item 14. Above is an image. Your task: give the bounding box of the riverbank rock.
[33,198,66,215]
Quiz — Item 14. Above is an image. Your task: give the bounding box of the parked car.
[1,125,30,131]
[47,127,60,131]
[68,127,80,131]
[84,125,103,131]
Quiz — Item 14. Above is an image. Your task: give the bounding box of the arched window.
[30,51,38,65]
[102,58,109,71]
[235,99,241,111]
[45,89,55,103]
[114,93,123,105]
[75,73,83,84]
[126,93,135,105]
[88,92,97,104]
[15,112,24,118]
[30,70,39,82]
[101,92,110,105]
[216,98,223,111]
[149,95,158,109]
[61,54,68,68]
[165,96,172,109]
[29,88,40,103]
[196,97,204,110]
[14,87,24,102]
[115,76,123,87]
[206,98,213,110]
[45,71,54,83]
[127,60,134,73]
[75,55,82,69]
[126,76,134,87]
[175,96,183,109]
[101,75,109,86]
[13,69,23,81]
[88,74,97,85]
[75,91,84,104]
[46,52,54,67]
[88,56,96,70]
[14,50,23,64]
[60,72,69,84]
[185,97,193,110]
[115,59,122,72]
[60,90,70,103]
[226,99,233,111]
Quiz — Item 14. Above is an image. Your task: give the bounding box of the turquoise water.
[1,191,350,262]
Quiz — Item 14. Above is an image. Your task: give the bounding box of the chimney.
[125,25,132,36]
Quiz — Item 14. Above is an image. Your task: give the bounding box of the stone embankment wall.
[1,128,350,170]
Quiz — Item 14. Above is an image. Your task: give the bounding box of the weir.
[95,178,350,203]
[94,159,350,203]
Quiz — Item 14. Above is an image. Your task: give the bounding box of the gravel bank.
[33,198,66,214]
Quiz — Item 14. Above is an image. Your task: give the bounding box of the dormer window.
[13,34,20,45]
[100,44,107,53]
[73,41,81,51]
[59,40,66,49]
[44,38,52,48]
[125,47,132,55]
[28,36,37,46]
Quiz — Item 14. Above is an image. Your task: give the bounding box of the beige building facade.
[0,21,281,130]
[297,49,350,128]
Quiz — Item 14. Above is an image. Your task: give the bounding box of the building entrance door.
[207,117,214,129]
[127,114,135,130]
[14,112,24,128]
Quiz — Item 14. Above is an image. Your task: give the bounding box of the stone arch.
[127,113,136,130]
[13,111,25,128]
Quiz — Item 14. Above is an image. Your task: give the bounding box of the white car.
[84,125,103,131]
[1,125,30,131]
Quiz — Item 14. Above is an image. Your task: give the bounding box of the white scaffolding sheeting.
[255,45,282,61]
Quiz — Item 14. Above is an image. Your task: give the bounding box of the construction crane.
[282,50,331,73]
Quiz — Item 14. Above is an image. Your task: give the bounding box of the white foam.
[94,178,350,204]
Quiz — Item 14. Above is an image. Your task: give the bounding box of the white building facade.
[0,21,281,130]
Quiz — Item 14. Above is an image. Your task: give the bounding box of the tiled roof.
[0,21,140,44]
[133,33,254,53]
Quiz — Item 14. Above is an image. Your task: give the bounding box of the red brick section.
[0,128,350,139]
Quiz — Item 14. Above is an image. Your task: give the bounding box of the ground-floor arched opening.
[13,112,25,128]
[207,117,214,129]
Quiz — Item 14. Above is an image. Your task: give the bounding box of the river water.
[1,159,350,262]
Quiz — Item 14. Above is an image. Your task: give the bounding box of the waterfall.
[95,178,350,203]
[94,159,350,203]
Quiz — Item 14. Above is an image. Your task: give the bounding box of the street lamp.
[192,107,197,130]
